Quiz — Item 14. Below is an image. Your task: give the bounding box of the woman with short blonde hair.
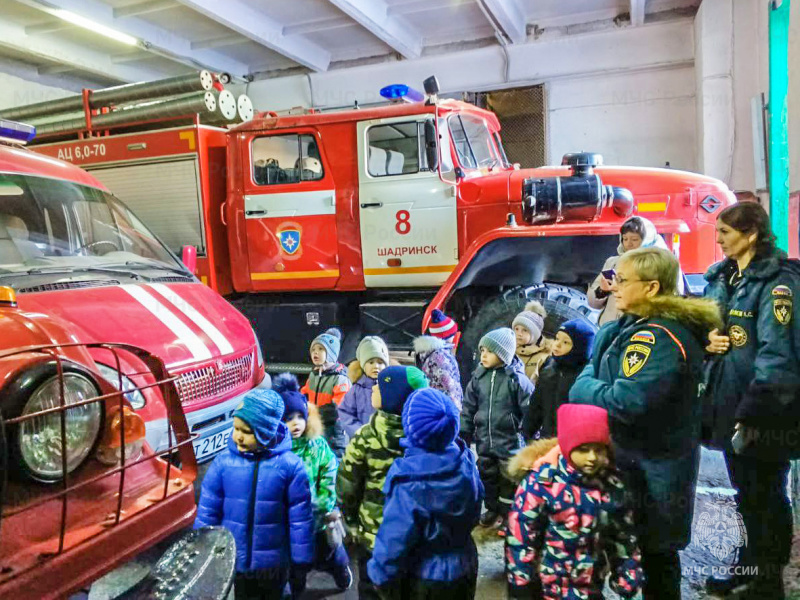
[570,245,721,599]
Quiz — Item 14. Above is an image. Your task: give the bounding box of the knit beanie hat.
[479,327,517,366]
[557,404,610,467]
[273,372,308,421]
[553,319,596,368]
[356,336,390,367]
[402,388,459,452]
[377,365,428,415]
[233,388,285,446]
[427,309,458,341]
[311,327,342,363]
[512,301,546,343]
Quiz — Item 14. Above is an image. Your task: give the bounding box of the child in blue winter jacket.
[368,387,484,599]
[194,388,315,600]
[339,336,390,438]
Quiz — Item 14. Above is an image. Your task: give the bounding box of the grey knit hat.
[356,336,390,367]
[479,327,517,366]
[512,301,546,342]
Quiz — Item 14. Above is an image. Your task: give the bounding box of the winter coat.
[339,369,377,439]
[367,439,484,589]
[703,249,800,459]
[516,337,553,384]
[461,357,534,458]
[194,423,315,572]
[523,357,585,440]
[336,410,405,551]
[569,295,721,552]
[505,449,644,600]
[587,217,685,326]
[302,363,351,458]
[413,336,463,411]
[291,406,338,531]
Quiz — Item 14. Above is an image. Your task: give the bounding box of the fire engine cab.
[30,77,735,376]
[0,120,263,464]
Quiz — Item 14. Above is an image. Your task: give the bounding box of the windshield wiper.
[108,261,192,278]
[0,266,143,280]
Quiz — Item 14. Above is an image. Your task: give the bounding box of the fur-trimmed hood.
[413,335,450,357]
[506,438,560,480]
[627,294,723,337]
[348,359,364,384]
[303,403,324,439]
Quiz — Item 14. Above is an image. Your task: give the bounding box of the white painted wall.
[245,19,698,171]
[0,71,74,112]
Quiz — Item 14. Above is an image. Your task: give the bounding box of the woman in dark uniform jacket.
[569,246,722,600]
[703,202,800,598]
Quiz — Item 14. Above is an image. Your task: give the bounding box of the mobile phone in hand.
[602,269,616,281]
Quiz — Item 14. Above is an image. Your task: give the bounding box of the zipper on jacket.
[245,458,261,570]
[488,370,496,448]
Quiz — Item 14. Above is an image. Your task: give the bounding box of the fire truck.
[0,120,264,465]
[28,77,735,376]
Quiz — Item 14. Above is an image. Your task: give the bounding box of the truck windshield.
[449,114,507,170]
[0,173,183,275]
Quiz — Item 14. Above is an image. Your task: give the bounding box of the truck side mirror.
[424,120,439,172]
[181,245,197,274]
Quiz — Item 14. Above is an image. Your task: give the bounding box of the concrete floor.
[78,448,800,600]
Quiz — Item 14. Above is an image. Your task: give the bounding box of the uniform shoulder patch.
[772,285,793,297]
[630,330,656,345]
[622,343,652,377]
[774,297,792,325]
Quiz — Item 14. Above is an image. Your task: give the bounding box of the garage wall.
[0,71,73,112]
[244,19,697,171]
[789,0,800,194]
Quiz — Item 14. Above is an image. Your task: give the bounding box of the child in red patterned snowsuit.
[505,404,644,599]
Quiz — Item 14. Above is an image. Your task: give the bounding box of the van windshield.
[0,173,183,276]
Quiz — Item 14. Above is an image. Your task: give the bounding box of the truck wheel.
[456,284,598,383]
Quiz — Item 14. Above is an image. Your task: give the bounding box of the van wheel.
[456,284,598,384]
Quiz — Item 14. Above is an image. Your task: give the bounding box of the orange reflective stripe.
[648,323,687,361]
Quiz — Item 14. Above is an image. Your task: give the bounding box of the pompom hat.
[402,388,460,451]
[427,309,458,341]
[512,301,546,343]
[311,327,343,363]
[273,372,308,421]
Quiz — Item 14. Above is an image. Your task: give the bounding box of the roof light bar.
[380,84,425,103]
[0,120,37,144]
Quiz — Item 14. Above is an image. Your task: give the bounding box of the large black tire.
[457,284,598,385]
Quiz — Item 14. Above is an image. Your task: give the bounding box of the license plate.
[194,429,231,462]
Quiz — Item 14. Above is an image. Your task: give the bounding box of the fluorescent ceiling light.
[52,8,139,45]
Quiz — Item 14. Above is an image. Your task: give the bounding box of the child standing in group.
[523,319,596,440]
[301,327,351,458]
[337,366,428,600]
[339,336,390,438]
[513,301,553,384]
[461,328,534,529]
[273,373,353,596]
[505,404,644,599]
[413,334,463,411]
[194,388,314,600]
[368,388,484,599]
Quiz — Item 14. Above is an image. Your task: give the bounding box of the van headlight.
[96,363,146,409]
[253,327,264,370]
[19,373,103,481]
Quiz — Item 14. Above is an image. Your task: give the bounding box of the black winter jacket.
[569,295,721,552]
[522,357,584,440]
[703,249,800,459]
[461,357,534,458]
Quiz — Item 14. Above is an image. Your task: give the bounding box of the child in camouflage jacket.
[336,366,428,600]
[275,374,352,596]
[505,404,644,600]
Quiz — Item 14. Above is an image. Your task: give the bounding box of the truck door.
[244,132,339,290]
[357,116,458,287]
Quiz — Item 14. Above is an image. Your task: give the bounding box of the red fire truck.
[31,78,735,375]
[0,121,264,464]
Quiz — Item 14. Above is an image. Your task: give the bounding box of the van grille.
[175,354,252,406]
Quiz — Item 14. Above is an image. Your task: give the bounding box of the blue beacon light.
[379,84,425,103]
[0,120,36,143]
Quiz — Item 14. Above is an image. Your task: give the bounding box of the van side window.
[252,134,324,186]
[367,122,427,177]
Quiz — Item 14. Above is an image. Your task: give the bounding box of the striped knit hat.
[427,309,458,341]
